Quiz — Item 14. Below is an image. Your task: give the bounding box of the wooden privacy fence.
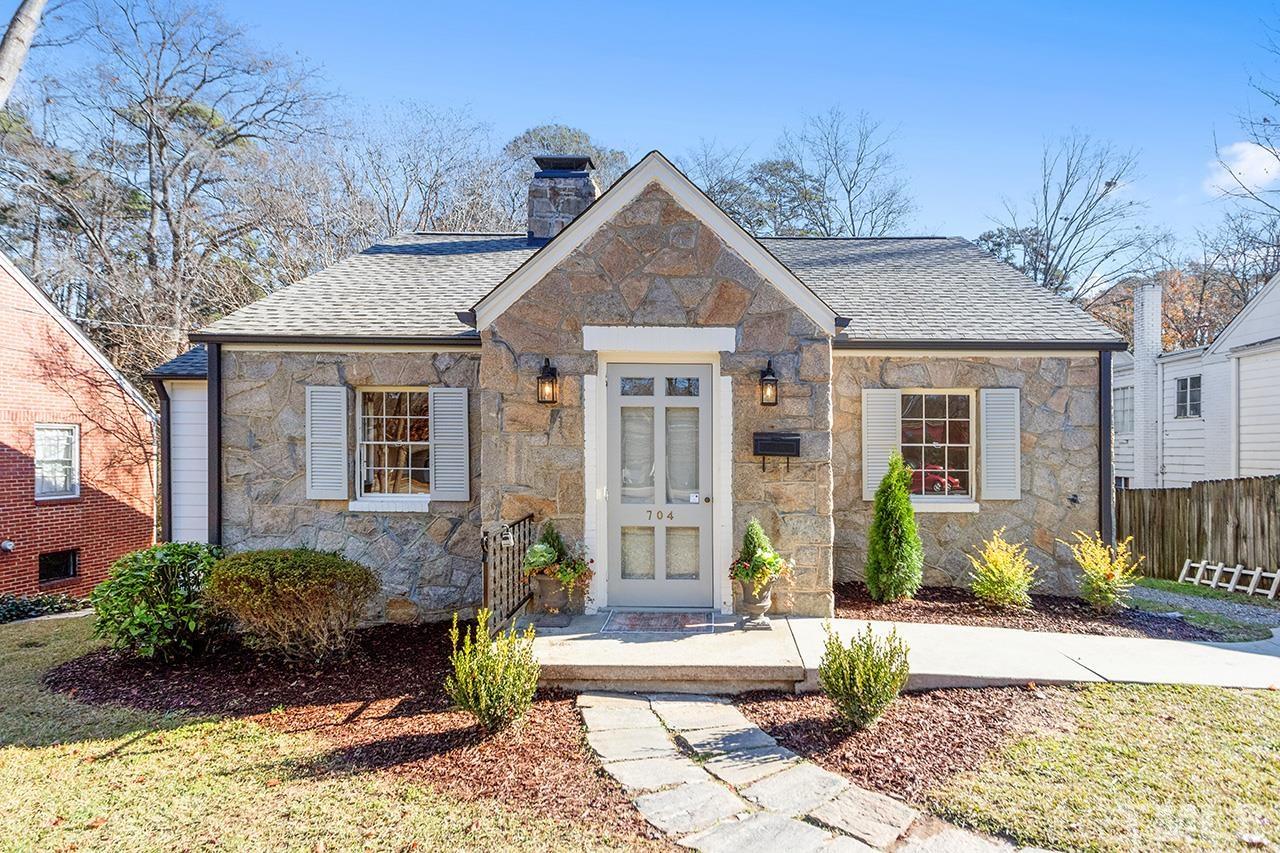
[1116,475,1280,579]
[482,513,537,627]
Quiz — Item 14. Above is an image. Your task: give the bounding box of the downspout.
[151,378,173,542]
[207,342,222,546]
[1098,350,1115,545]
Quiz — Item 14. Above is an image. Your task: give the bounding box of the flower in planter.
[729,519,793,597]
[521,521,594,600]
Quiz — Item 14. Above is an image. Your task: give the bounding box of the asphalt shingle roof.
[193,232,1122,347]
[144,344,208,379]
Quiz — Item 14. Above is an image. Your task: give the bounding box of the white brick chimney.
[1131,279,1162,487]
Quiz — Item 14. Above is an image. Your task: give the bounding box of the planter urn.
[532,572,570,614]
[737,577,776,631]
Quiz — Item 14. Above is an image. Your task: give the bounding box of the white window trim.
[349,386,432,513]
[899,388,978,509]
[1175,375,1202,419]
[34,423,80,501]
[1114,385,1135,435]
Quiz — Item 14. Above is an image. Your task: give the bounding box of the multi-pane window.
[34,424,79,499]
[39,549,78,583]
[1114,386,1134,434]
[900,392,972,497]
[1176,375,1201,418]
[358,390,430,497]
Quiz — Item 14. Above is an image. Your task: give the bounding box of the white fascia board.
[472,151,838,334]
[1206,271,1280,356]
[582,325,736,353]
[0,251,156,419]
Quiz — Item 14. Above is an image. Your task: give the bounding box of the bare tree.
[679,140,765,233]
[980,133,1164,305]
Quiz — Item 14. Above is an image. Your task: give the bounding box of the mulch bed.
[736,686,1072,802]
[835,582,1220,641]
[45,623,661,844]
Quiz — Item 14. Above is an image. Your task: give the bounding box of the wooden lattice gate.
[482,514,537,627]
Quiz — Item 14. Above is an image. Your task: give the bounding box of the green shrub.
[445,608,540,733]
[865,451,923,602]
[967,527,1037,609]
[0,592,84,625]
[818,623,910,730]
[729,519,793,597]
[90,542,222,661]
[205,549,378,660]
[1061,531,1144,612]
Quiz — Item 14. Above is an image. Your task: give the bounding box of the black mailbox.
[753,431,801,457]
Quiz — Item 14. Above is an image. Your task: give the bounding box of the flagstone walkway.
[580,691,1042,852]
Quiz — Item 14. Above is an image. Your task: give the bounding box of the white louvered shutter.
[980,388,1021,499]
[305,386,349,499]
[862,389,902,500]
[428,387,470,502]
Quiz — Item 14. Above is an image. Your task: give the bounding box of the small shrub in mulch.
[967,528,1037,609]
[44,621,657,843]
[444,609,539,733]
[818,624,910,730]
[834,582,1220,641]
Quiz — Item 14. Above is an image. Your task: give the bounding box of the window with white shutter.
[979,388,1021,500]
[862,389,901,500]
[305,386,349,500]
[428,387,470,502]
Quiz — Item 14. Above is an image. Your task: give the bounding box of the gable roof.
[143,345,208,380]
[1205,270,1280,357]
[470,151,841,333]
[1,252,156,417]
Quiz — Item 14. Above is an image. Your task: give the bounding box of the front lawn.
[0,615,660,851]
[1139,576,1280,611]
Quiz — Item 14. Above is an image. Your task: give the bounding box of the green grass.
[1128,598,1274,642]
[1138,576,1280,611]
[0,616,642,852]
[929,683,1280,852]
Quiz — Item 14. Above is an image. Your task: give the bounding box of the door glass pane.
[665,377,700,397]
[666,527,700,579]
[621,526,655,579]
[665,407,699,503]
[620,377,654,396]
[620,407,655,503]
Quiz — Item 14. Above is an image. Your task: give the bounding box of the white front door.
[606,363,714,607]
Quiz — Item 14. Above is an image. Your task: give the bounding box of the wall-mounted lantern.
[537,358,559,404]
[760,360,778,406]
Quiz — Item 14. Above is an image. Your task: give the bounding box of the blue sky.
[219,0,1276,245]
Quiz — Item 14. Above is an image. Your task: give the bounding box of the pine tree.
[865,451,923,601]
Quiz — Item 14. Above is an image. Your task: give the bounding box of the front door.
[606,363,714,607]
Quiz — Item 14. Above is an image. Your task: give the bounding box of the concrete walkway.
[533,610,1280,693]
[580,691,1031,852]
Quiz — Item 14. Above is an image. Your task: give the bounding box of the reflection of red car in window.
[910,464,960,494]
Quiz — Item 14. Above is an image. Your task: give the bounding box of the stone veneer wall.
[831,355,1101,595]
[220,349,482,622]
[480,182,835,616]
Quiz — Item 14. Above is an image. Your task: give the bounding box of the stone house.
[152,151,1123,621]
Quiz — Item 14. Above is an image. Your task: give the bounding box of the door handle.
[704,497,712,503]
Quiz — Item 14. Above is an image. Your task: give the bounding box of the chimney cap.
[534,154,596,173]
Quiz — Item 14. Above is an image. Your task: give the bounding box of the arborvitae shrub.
[865,451,924,602]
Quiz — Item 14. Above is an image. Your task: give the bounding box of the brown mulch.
[44,624,662,845]
[835,582,1220,641]
[736,685,1073,802]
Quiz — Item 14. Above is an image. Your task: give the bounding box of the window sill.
[347,497,432,513]
[911,498,981,514]
[34,494,81,505]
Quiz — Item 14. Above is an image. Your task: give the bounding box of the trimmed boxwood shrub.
[818,623,910,730]
[445,608,540,733]
[90,542,223,661]
[206,549,378,660]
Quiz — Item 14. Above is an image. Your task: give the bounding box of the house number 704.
[646,510,675,520]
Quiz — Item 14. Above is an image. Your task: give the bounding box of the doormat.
[601,611,716,634]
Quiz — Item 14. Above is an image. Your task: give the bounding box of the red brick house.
[0,253,156,598]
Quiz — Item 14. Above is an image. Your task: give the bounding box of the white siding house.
[145,347,210,544]
[1114,273,1280,487]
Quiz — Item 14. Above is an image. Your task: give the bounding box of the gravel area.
[1131,585,1280,629]
[45,623,662,844]
[834,582,1221,641]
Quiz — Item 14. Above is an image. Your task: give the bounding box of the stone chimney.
[527,155,599,246]
[1131,279,1162,488]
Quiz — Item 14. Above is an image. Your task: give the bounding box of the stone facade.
[220,349,482,622]
[480,181,835,616]
[831,354,1102,594]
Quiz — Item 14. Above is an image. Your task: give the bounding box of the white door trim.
[582,325,737,353]
[583,349,732,614]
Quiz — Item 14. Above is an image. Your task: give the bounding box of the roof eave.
[833,337,1128,352]
[188,331,482,347]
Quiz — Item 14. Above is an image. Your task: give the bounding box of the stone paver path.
[578,691,1039,852]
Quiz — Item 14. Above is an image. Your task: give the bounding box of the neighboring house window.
[900,391,972,497]
[1114,387,1134,434]
[357,389,430,497]
[1175,375,1202,418]
[1115,476,1131,491]
[34,424,79,499]
[38,549,78,583]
